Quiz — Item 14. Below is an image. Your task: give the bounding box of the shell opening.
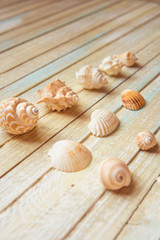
[26,106,39,118]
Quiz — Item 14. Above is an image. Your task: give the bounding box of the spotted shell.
[99,158,131,190]
[99,56,123,76]
[48,140,92,172]
[37,79,79,112]
[121,89,145,110]
[113,52,137,67]
[136,131,157,150]
[88,109,120,137]
[76,65,108,89]
[0,98,39,135]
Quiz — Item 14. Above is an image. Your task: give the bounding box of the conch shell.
[99,158,131,190]
[99,56,123,76]
[136,131,157,150]
[37,79,79,112]
[76,65,108,89]
[88,109,119,137]
[0,98,39,135]
[113,52,137,67]
[48,140,92,172]
[121,89,145,110]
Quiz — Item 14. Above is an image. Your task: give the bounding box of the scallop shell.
[88,109,119,137]
[99,56,123,76]
[76,65,108,89]
[99,158,131,190]
[37,79,79,112]
[136,131,157,150]
[113,52,137,67]
[0,98,39,135]
[48,140,92,172]
[121,89,145,110]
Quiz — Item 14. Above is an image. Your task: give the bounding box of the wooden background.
[0,0,160,239]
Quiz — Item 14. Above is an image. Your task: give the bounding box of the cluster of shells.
[0,51,158,191]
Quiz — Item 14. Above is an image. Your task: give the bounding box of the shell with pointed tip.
[121,89,145,110]
[48,140,92,172]
[76,65,108,89]
[99,158,131,190]
[136,131,157,150]
[0,98,39,135]
[88,109,119,137]
[37,79,79,112]
[99,56,123,76]
[113,52,137,67]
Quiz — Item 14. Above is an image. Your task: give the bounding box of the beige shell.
[99,56,123,76]
[113,52,137,67]
[121,89,145,110]
[88,109,119,137]
[136,131,157,150]
[99,158,131,190]
[48,140,92,172]
[76,65,108,89]
[37,79,79,112]
[0,98,39,135]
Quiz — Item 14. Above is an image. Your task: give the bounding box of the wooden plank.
[0,0,144,69]
[0,51,159,211]
[0,0,55,21]
[0,0,21,9]
[0,0,88,34]
[0,2,156,90]
[117,181,160,240]
[0,77,159,240]
[0,18,159,148]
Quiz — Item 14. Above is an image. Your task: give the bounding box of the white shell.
[99,158,132,190]
[113,52,137,67]
[48,140,92,172]
[88,109,120,137]
[136,131,157,150]
[99,56,123,76]
[76,65,108,89]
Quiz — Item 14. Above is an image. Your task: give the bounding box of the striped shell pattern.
[0,98,39,135]
[121,89,145,110]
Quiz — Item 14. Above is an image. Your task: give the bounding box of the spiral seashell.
[136,131,157,150]
[37,79,79,112]
[0,98,39,135]
[48,140,92,172]
[88,109,119,137]
[121,89,145,110]
[113,52,137,67]
[99,158,131,190]
[99,56,123,76]
[76,65,108,89]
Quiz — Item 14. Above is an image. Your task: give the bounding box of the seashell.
[99,56,123,76]
[136,131,157,150]
[0,98,39,135]
[37,79,79,112]
[121,89,145,110]
[76,65,108,89]
[113,51,137,67]
[88,109,119,137]
[99,158,131,190]
[48,140,92,172]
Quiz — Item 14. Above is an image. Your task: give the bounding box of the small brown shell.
[99,56,123,76]
[88,109,119,137]
[99,158,131,190]
[37,79,79,112]
[48,140,92,172]
[76,65,108,89]
[121,89,145,110]
[113,52,137,67]
[136,131,157,150]
[0,98,39,135]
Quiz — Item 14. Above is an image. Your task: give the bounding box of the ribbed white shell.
[88,109,120,137]
[76,65,108,89]
[99,56,123,76]
[48,140,92,172]
[113,52,137,67]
